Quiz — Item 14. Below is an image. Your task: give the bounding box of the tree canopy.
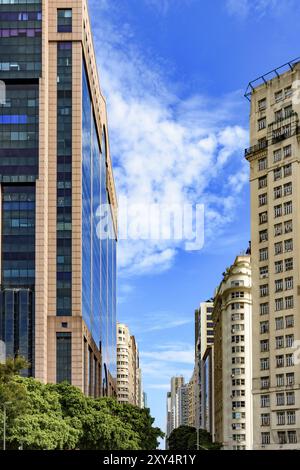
[167,425,221,450]
[0,357,163,450]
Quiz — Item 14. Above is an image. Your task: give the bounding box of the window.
[259,193,267,206]
[286,373,294,386]
[286,392,295,405]
[258,157,267,171]
[276,355,284,368]
[278,432,287,445]
[284,201,292,215]
[261,432,270,445]
[259,230,268,242]
[261,340,269,352]
[288,431,297,444]
[277,412,285,425]
[285,296,294,310]
[274,205,282,218]
[284,105,293,119]
[260,285,269,297]
[284,219,293,233]
[285,277,293,290]
[260,303,269,315]
[285,258,293,271]
[56,332,71,383]
[275,336,284,349]
[274,223,282,236]
[276,374,284,387]
[274,168,282,181]
[258,117,266,130]
[57,9,72,33]
[260,248,268,261]
[275,90,283,102]
[286,315,294,328]
[259,212,268,225]
[275,279,283,292]
[283,164,292,177]
[275,317,284,330]
[260,266,268,278]
[286,334,294,348]
[274,186,282,199]
[286,353,294,367]
[261,358,269,370]
[274,149,282,162]
[261,377,270,389]
[261,395,270,408]
[283,182,292,197]
[275,261,283,274]
[283,145,292,158]
[261,414,270,426]
[258,98,267,111]
[284,239,293,252]
[275,109,283,122]
[275,298,284,311]
[258,176,267,189]
[285,86,292,98]
[274,242,283,255]
[260,321,269,334]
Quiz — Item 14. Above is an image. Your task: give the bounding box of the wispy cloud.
[89,0,248,276]
[140,342,194,384]
[119,310,193,335]
[226,0,295,19]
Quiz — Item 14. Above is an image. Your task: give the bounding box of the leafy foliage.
[0,358,163,450]
[168,425,221,450]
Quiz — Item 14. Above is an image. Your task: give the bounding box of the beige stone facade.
[213,255,253,450]
[6,0,118,397]
[116,323,142,406]
[246,63,300,449]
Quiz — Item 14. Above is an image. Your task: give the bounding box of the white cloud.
[89,0,249,276]
[226,0,294,19]
[119,310,193,335]
[137,342,195,389]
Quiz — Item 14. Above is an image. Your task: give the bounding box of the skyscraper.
[116,323,142,406]
[245,60,300,449]
[0,0,117,397]
[213,255,252,450]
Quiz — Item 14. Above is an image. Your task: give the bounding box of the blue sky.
[88,0,300,441]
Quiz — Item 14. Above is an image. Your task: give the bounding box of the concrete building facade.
[246,61,300,449]
[213,255,253,450]
[116,322,142,406]
[0,0,118,397]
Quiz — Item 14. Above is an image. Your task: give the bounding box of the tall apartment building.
[116,323,142,406]
[188,369,196,427]
[165,375,185,444]
[0,1,117,397]
[213,255,253,450]
[195,301,214,431]
[245,60,300,449]
[178,383,189,426]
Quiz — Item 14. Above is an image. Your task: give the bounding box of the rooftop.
[244,57,300,101]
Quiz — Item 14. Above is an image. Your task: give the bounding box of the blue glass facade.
[0,1,41,373]
[57,42,72,316]
[82,63,117,394]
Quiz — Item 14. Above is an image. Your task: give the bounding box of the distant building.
[178,383,189,426]
[195,301,214,433]
[213,255,252,450]
[116,323,142,406]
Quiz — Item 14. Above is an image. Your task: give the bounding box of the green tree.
[168,426,221,450]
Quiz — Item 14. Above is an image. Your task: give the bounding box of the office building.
[178,383,189,426]
[0,0,117,397]
[245,60,300,448]
[213,255,252,450]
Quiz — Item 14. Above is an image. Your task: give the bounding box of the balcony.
[245,139,268,158]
